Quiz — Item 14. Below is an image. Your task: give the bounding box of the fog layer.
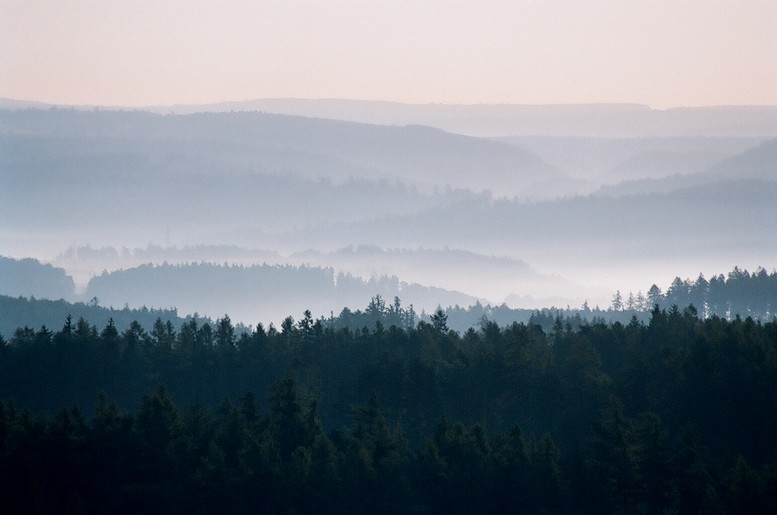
[1,104,775,322]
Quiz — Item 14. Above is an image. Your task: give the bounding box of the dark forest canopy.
[2,305,777,513]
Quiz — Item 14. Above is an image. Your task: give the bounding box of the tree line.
[612,266,777,319]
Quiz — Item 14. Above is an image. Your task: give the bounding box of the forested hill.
[275,179,777,266]
[0,295,204,340]
[1,307,776,512]
[0,108,560,199]
[0,255,75,300]
[84,262,480,325]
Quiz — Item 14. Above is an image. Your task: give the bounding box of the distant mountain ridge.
[0,108,561,197]
[596,139,777,196]
[496,135,765,181]
[280,179,777,264]
[702,138,777,181]
[2,98,776,137]
[215,101,777,138]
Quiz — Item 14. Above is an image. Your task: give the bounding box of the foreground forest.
[2,302,776,513]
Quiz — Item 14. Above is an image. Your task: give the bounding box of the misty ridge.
[36,98,775,138]
[3,100,777,514]
[2,250,776,352]
[1,101,777,323]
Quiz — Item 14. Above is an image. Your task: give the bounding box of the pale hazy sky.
[2,0,776,108]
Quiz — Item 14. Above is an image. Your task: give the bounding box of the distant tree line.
[611,266,777,319]
[0,256,75,300]
[1,300,777,512]
[0,294,206,341]
[443,302,644,334]
[444,267,777,334]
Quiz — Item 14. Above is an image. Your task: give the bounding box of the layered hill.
[84,262,481,325]
[596,139,777,196]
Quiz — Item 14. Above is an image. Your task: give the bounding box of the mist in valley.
[2,103,776,324]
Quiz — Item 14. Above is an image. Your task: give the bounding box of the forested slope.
[1,305,776,512]
[0,294,200,340]
[0,256,75,300]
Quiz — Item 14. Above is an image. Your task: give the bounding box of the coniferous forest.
[2,298,777,513]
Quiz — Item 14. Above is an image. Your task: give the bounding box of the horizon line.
[3,96,777,112]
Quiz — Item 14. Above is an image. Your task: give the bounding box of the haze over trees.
[2,104,776,312]
[84,262,478,326]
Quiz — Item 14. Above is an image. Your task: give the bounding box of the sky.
[1,0,776,108]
